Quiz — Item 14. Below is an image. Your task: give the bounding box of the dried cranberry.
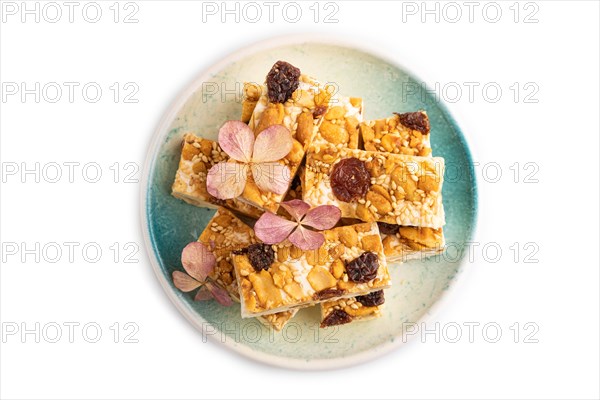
[320,309,352,328]
[395,111,430,134]
[355,290,385,307]
[377,222,400,235]
[266,61,301,104]
[330,158,371,203]
[246,243,274,272]
[313,288,346,301]
[313,104,327,118]
[346,252,379,283]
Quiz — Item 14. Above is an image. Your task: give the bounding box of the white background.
[1,1,599,399]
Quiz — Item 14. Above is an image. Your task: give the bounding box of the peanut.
[382,235,396,256]
[391,166,417,201]
[272,270,285,288]
[286,139,304,165]
[374,119,386,135]
[349,97,362,108]
[419,147,432,157]
[360,124,375,143]
[366,190,392,215]
[380,134,398,152]
[295,89,315,108]
[346,116,360,149]
[370,184,392,202]
[361,234,383,252]
[331,259,345,279]
[315,85,334,107]
[182,143,200,160]
[344,305,378,317]
[248,270,282,306]
[328,243,345,259]
[307,266,337,291]
[338,226,358,247]
[283,282,304,300]
[354,223,373,233]
[418,174,439,192]
[325,106,345,120]
[277,246,291,262]
[192,161,207,174]
[255,103,284,134]
[306,247,328,266]
[242,179,264,205]
[234,255,254,276]
[323,229,339,242]
[366,159,384,178]
[356,204,375,222]
[290,245,303,259]
[399,227,442,248]
[296,112,314,146]
[200,140,213,157]
[319,120,348,144]
[213,213,232,227]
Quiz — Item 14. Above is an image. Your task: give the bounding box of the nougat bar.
[171,133,263,219]
[304,146,445,229]
[232,222,391,318]
[239,75,331,213]
[198,208,296,331]
[359,111,444,261]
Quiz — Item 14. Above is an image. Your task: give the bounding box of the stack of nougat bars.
[171,61,445,330]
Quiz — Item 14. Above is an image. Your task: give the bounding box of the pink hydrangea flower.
[172,242,233,306]
[254,199,341,250]
[206,121,293,199]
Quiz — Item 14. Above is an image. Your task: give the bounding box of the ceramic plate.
[141,36,478,369]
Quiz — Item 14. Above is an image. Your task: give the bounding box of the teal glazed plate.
[141,36,478,369]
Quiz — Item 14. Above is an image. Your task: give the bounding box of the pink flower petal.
[181,242,216,282]
[194,285,214,301]
[281,199,310,222]
[251,162,291,195]
[254,212,298,244]
[251,125,293,163]
[288,225,325,251]
[206,161,248,199]
[172,271,202,292]
[302,205,341,230]
[218,120,254,162]
[206,282,234,306]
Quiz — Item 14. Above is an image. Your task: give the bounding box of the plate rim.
[139,33,479,370]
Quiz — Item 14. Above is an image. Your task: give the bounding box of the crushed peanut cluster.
[232,222,391,317]
[304,146,446,228]
[198,208,297,331]
[172,133,263,219]
[310,96,363,149]
[361,111,432,157]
